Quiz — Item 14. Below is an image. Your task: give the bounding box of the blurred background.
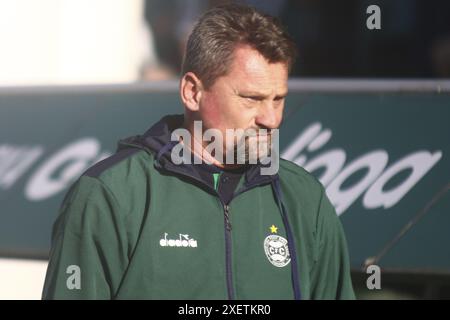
[0,0,449,299]
[1,0,450,87]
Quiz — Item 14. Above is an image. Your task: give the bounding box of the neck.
[182,118,244,170]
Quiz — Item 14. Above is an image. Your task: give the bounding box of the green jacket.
[42,114,355,300]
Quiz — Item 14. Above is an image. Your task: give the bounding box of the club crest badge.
[264,226,291,268]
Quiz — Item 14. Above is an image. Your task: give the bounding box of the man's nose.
[255,102,281,130]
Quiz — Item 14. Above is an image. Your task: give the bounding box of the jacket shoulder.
[77,147,155,216]
[57,147,154,251]
[279,158,324,192]
[83,147,147,179]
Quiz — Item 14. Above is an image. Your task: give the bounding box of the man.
[42,4,355,300]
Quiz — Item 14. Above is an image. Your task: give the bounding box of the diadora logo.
[159,232,198,248]
[263,225,291,268]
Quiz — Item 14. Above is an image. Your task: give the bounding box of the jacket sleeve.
[310,186,356,300]
[42,175,129,299]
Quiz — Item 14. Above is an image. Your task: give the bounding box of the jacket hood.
[117,114,183,155]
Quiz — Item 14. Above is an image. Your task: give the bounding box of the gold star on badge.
[270,225,278,233]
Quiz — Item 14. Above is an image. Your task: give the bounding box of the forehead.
[224,45,288,93]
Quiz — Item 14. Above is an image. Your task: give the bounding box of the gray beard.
[229,134,272,165]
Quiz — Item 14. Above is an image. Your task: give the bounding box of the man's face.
[198,45,288,162]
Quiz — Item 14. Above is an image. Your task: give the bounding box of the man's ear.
[180,72,203,112]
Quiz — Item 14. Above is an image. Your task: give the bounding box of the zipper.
[223,204,232,231]
[216,174,234,299]
[222,203,234,300]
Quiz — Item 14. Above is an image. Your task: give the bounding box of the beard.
[227,129,272,165]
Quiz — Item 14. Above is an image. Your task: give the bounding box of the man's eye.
[245,96,263,102]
